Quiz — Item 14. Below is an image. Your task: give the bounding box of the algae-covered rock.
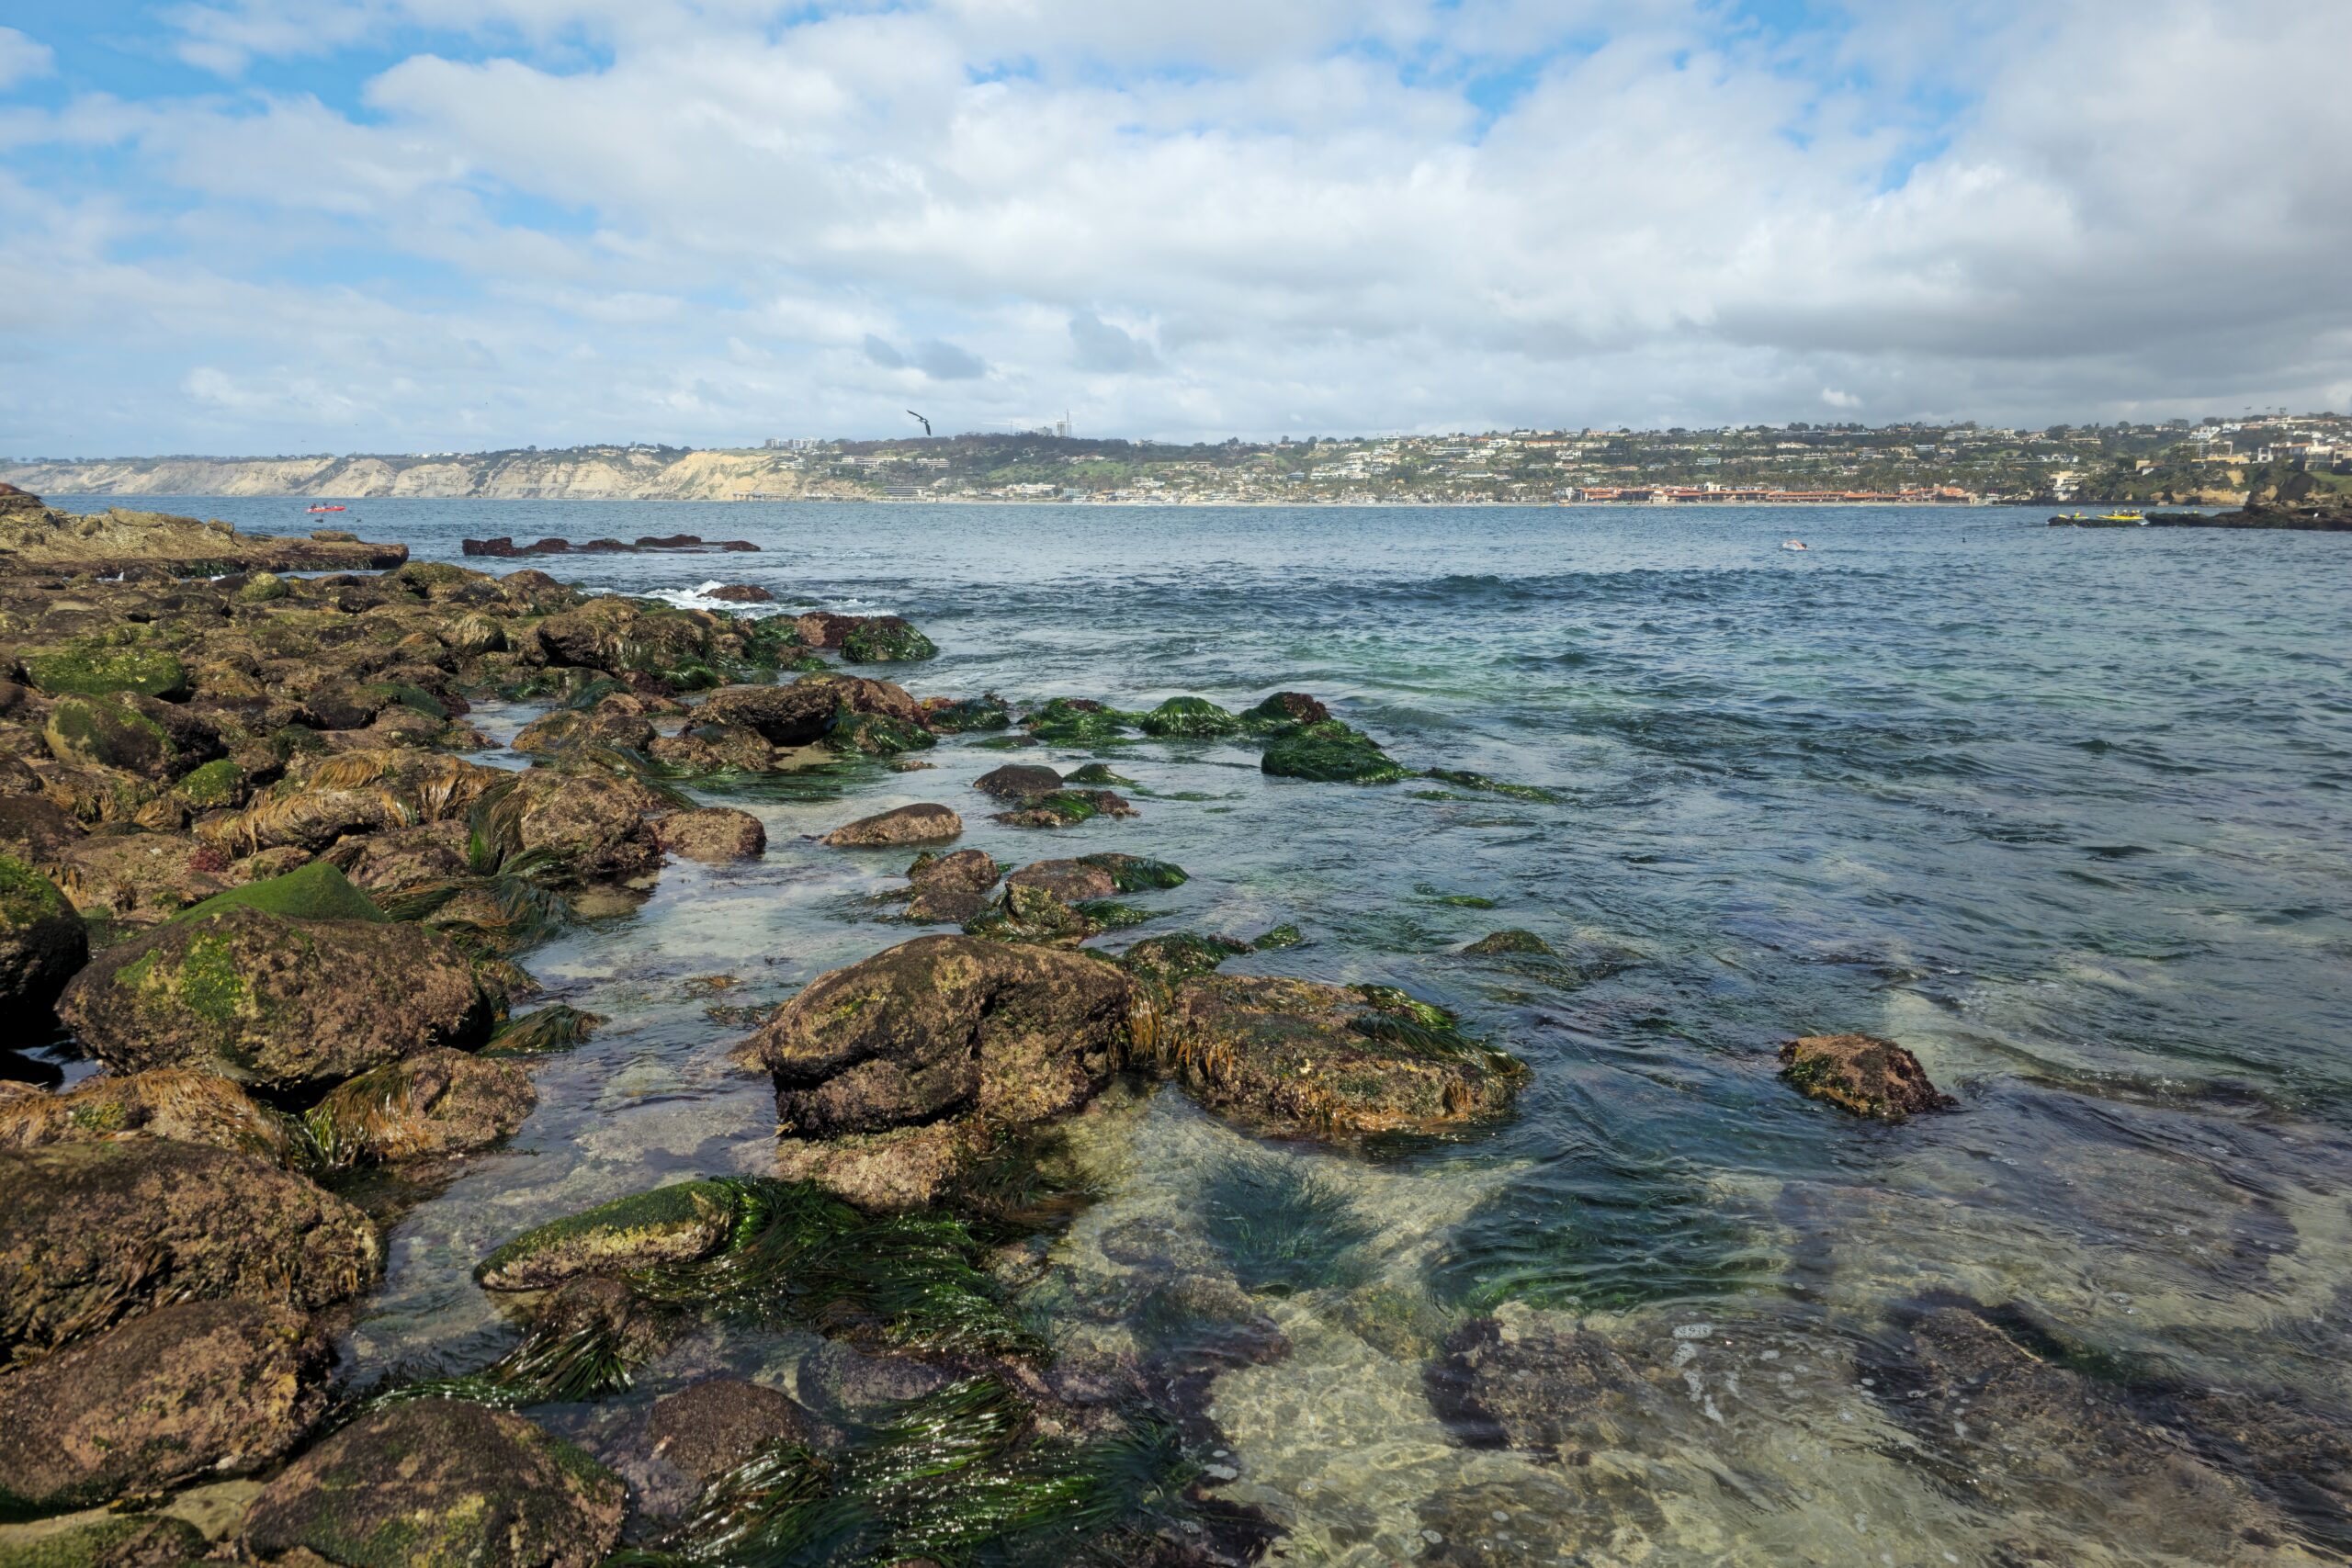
[693,682,836,746]
[922,694,1011,733]
[1076,852,1188,891]
[482,1004,604,1058]
[838,616,938,664]
[902,847,1000,924]
[0,1298,328,1516]
[43,695,180,781]
[619,1377,825,1517]
[59,906,492,1090]
[0,1068,300,1166]
[1149,976,1525,1143]
[237,1399,625,1568]
[21,638,188,701]
[0,852,86,1024]
[991,788,1136,829]
[1117,931,1252,992]
[1779,1033,1954,1122]
[0,1138,378,1363]
[306,1047,536,1167]
[1245,691,1330,728]
[825,706,934,757]
[821,803,961,847]
[1261,719,1406,784]
[499,767,667,884]
[0,1512,207,1565]
[206,750,507,855]
[1138,695,1242,739]
[476,1179,739,1291]
[654,806,765,863]
[172,860,386,925]
[747,935,1138,1208]
[972,762,1065,799]
[170,756,245,810]
[1022,696,1136,744]
[1003,858,1117,903]
[962,883,1101,947]
[40,831,229,927]
[1464,929,1553,956]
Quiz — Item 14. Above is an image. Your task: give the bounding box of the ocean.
[66,496,2352,1562]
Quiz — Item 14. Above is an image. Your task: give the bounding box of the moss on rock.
[476,1179,740,1291]
[1261,720,1407,784]
[1138,695,1242,739]
[21,638,187,702]
[0,854,86,1024]
[172,861,386,925]
[839,617,939,663]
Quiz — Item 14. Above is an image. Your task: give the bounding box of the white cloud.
[0,26,54,91]
[0,0,2346,453]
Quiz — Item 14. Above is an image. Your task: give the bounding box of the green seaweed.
[174,861,387,925]
[482,1003,605,1056]
[826,707,937,758]
[1058,761,1133,785]
[21,637,188,700]
[1137,695,1241,739]
[1074,853,1187,891]
[1021,698,1137,745]
[1199,1157,1375,1297]
[840,620,939,664]
[172,755,246,808]
[1260,720,1406,784]
[925,695,1012,733]
[1419,768,1558,803]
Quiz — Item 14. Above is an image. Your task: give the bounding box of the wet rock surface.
[237,1398,626,1568]
[1780,1032,1954,1121]
[0,1067,300,1166]
[901,846,1001,923]
[307,1046,537,1165]
[0,1138,379,1364]
[653,805,765,863]
[476,1179,738,1291]
[0,852,86,1022]
[0,1298,329,1513]
[821,801,962,847]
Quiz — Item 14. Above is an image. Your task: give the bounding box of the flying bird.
[906,411,932,437]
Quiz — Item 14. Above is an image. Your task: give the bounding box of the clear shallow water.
[71,498,2352,1562]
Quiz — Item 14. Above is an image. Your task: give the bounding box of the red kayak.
[306,504,347,513]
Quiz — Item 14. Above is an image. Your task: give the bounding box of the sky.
[0,0,2346,456]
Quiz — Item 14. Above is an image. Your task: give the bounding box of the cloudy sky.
[1,0,2346,455]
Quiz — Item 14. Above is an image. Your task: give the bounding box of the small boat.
[305,504,348,513]
[1781,539,1808,551]
[2098,511,2145,525]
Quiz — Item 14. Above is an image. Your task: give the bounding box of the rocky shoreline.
[7,489,2344,1566]
[2050,496,2352,530]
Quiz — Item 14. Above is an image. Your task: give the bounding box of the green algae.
[1058,761,1133,785]
[0,853,70,931]
[1261,720,1407,784]
[1419,767,1558,803]
[482,1003,605,1057]
[825,707,936,757]
[173,862,387,925]
[41,694,174,776]
[21,637,188,700]
[1021,698,1137,745]
[477,1179,737,1288]
[963,884,1097,945]
[0,1514,208,1567]
[172,756,245,808]
[1076,852,1187,891]
[1464,929,1554,956]
[924,695,1012,733]
[1117,931,1252,989]
[840,620,939,663]
[1138,695,1242,739]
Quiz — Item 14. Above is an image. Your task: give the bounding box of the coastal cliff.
[0,447,868,502]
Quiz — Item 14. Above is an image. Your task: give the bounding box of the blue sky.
[1,1,2345,455]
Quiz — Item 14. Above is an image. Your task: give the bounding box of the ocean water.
[69,498,2352,1562]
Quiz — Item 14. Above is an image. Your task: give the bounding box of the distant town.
[8,412,2349,506]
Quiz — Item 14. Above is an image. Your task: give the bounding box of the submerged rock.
[1147,976,1525,1143]
[0,1298,329,1515]
[822,802,962,847]
[1138,696,1242,739]
[1779,1032,1954,1122]
[0,1138,378,1364]
[306,1047,536,1166]
[991,788,1136,829]
[476,1179,739,1291]
[973,762,1065,800]
[1260,720,1406,784]
[0,1067,300,1167]
[1427,1314,1677,1460]
[655,805,766,863]
[962,883,1101,947]
[1003,857,1117,903]
[1464,929,1554,956]
[59,905,493,1090]
[237,1399,625,1568]
[902,847,1001,924]
[746,935,1137,1208]
[616,1377,828,1517]
[0,852,86,1023]
[838,616,938,664]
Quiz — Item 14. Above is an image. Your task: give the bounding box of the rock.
[0,1068,300,1166]
[499,768,667,884]
[238,1399,625,1568]
[655,807,766,863]
[962,884,1100,946]
[205,750,507,855]
[1117,932,1252,992]
[59,906,493,1091]
[746,935,1139,1209]
[694,682,838,746]
[1148,976,1525,1143]
[616,1377,824,1515]
[41,832,230,926]
[0,503,401,577]
[0,852,86,1023]
[1260,720,1406,784]
[0,1512,208,1565]
[175,860,386,924]
[0,1139,378,1364]
[307,1048,536,1166]
[706,583,774,603]
[523,1277,676,1372]
[991,789,1136,829]
[902,848,1000,924]
[19,637,189,701]
[1778,1033,1954,1122]
[1246,692,1330,728]
[1076,852,1189,891]
[0,793,84,860]
[1426,1314,1677,1460]
[43,694,185,781]
[171,756,246,809]
[821,803,961,848]
[1022,697,1136,744]
[922,695,1012,733]
[838,617,938,664]
[1464,929,1553,956]
[1137,696,1242,739]
[1003,858,1117,903]
[971,763,1064,800]
[475,1179,740,1291]
[0,1298,329,1514]
[483,1004,605,1058]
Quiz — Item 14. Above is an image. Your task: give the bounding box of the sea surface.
[62,497,2352,1563]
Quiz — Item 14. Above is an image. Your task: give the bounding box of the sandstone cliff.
[0,447,869,502]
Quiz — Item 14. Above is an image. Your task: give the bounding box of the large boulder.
[42,694,204,782]
[902,848,1000,924]
[499,768,666,883]
[475,1179,739,1292]
[1003,858,1117,903]
[821,803,961,847]
[654,806,766,863]
[0,1298,329,1515]
[745,935,1140,1209]
[58,906,493,1090]
[0,852,86,1023]
[204,750,507,855]
[40,830,231,926]
[237,1399,625,1568]
[1148,976,1525,1143]
[614,1377,826,1517]
[0,1138,379,1364]
[694,682,836,746]
[306,1047,536,1166]
[0,1067,300,1167]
